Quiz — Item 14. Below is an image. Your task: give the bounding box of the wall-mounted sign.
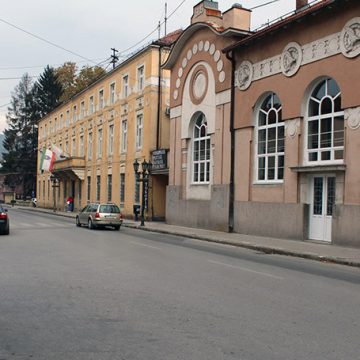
[151,149,168,171]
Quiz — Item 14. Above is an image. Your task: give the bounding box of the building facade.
[37,33,180,219]
[166,0,360,247]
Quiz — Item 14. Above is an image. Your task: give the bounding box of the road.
[0,208,359,360]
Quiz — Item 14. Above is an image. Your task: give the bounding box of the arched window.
[256,93,284,182]
[193,113,210,183]
[307,78,344,163]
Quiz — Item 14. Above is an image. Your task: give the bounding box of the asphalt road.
[0,208,359,360]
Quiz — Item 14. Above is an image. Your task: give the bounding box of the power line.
[250,0,280,10]
[0,17,97,65]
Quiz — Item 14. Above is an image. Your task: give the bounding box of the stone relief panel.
[345,107,360,130]
[236,60,253,90]
[236,18,360,91]
[285,118,300,138]
[340,17,360,58]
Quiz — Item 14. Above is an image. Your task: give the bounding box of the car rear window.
[99,205,120,214]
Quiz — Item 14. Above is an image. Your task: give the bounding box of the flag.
[40,148,55,172]
[51,143,69,160]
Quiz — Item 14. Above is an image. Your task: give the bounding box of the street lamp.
[133,159,152,226]
[50,174,60,212]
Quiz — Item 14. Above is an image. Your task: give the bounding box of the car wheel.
[76,216,81,227]
[113,225,120,231]
[4,227,9,235]
[88,218,94,230]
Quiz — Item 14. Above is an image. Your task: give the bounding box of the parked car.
[76,203,123,230]
[0,206,10,235]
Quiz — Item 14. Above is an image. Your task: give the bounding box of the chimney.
[191,0,222,26]
[296,0,308,10]
[223,4,251,32]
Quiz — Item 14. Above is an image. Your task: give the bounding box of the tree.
[55,62,106,102]
[1,74,39,196]
[35,65,63,117]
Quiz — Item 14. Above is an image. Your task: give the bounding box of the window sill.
[290,164,346,173]
[253,181,284,186]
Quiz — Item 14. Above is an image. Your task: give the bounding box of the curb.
[15,207,360,268]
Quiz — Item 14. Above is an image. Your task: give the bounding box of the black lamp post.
[50,174,60,212]
[133,159,152,226]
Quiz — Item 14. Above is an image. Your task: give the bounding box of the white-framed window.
[71,138,76,157]
[89,95,94,115]
[87,176,91,202]
[120,173,125,205]
[66,110,70,127]
[96,175,101,202]
[121,119,127,153]
[137,65,144,91]
[109,82,116,105]
[54,117,57,132]
[79,135,84,157]
[255,93,284,182]
[65,140,69,155]
[107,174,112,202]
[97,128,103,158]
[80,101,85,119]
[306,78,344,164]
[60,113,63,129]
[72,105,77,122]
[192,112,211,183]
[123,75,129,98]
[108,124,114,155]
[88,132,93,160]
[49,121,52,134]
[136,114,143,150]
[99,89,104,109]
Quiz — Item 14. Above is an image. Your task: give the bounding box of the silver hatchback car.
[76,203,123,230]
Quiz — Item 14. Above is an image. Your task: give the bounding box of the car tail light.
[119,213,123,220]
[0,212,7,219]
[95,212,100,219]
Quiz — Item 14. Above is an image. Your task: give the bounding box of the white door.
[309,175,336,242]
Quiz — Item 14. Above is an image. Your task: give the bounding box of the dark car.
[0,206,10,235]
[76,203,123,230]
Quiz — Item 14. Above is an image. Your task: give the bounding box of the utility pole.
[110,48,119,69]
[164,2,168,36]
[158,21,161,39]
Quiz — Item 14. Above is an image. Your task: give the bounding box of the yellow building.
[37,32,181,219]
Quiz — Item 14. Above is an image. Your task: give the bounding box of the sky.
[0,0,297,133]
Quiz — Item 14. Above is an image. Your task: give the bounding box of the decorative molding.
[173,39,226,100]
[215,89,231,105]
[236,18,360,91]
[345,107,360,130]
[170,105,182,119]
[285,118,300,138]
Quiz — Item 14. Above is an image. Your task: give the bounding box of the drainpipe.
[226,50,236,233]
[156,45,162,150]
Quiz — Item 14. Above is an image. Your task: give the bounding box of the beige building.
[37,32,180,219]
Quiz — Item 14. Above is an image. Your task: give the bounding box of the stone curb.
[15,207,360,268]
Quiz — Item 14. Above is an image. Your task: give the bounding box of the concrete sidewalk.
[15,205,360,268]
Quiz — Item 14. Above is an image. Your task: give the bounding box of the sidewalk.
[15,205,360,268]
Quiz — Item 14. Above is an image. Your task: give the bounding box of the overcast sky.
[0,0,296,133]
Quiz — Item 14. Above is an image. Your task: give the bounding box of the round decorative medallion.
[204,41,210,52]
[175,78,181,89]
[217,59,223,72]
[281,42,302,77]
[182,57,188,68]
[173,89,179,100]
[209,44,216,55]
[187,49,192,61]
[237,60,253,91]
[189,65,208,105]
[340,17,360,58]
[219,71,226,83]
[193,43,198,54]
[286,119,299,138]
[345,107,360,130]
[178,67,183,78]
[199,40,204,51]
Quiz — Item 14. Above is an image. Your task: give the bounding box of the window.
[99,89,104,109]
[80,101,85,119]
[73,105,77,122]
[54,117,57,132]
[66,110,70,127]
[79,136,84,157]
[110,83,116,104]
[137,66,144,91]
[96,175,101,202]
[43,180,45,199]
[88,132,93,160]
[120,173,125,204]
[87,176,91,201]
[71,138,76,157]
[307,78,344,163]
[60,113,63,129]
[89,96,94,115]
[107,174,112,202]
[136,114,143,150]
[97,129,103,158]
[193,113,211,183]
[65,141,69,155]
[121,119,127,153]
[256,93,284,182]
[108,124,114,155]
[123,75,129,98]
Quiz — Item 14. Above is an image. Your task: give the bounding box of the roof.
[153,29,183,46]
[223,0,341,53]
